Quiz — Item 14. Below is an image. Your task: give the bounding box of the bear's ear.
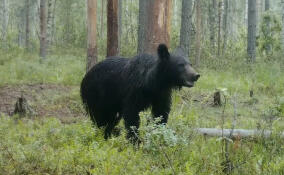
[157,44,170,61]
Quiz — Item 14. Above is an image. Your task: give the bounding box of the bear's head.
[157,44,200,88]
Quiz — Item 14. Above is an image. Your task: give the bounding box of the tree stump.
[213,91,221,106]
[13,94,34,117]
[250,90,254,97]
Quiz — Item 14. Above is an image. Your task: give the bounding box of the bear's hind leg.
[123,109,140,143]
[104,112,122,139]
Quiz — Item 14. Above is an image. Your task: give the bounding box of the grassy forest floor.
[0,48,283,174]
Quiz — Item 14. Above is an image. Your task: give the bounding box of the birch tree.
[247,0,257,62]
[86,0,97,71]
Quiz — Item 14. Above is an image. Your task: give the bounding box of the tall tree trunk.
[247,0,257,62]
[217,0,222,56]
[282,0,284,51]
[143,0,172,54]
[195,0,201,66]
[264,0,269,11]
[137,0,148,54]
[47,0,53,47]
[18,11,25,47]
[244,0,248,26]
[2,0,9,48]
[223,0,228,53]
[25,0,30,50]
[107,0,119,57]
[209,0,217,53]
[87,0,97,72]
[256,0,261,36]
[51,0,57,44]
[118,0,122,53]
[65,4,71,43]
[172,0,179,27]
[264,0,271,53]
[229,0,236,40]
[40,0,47,59]
[100,0,104,37]
[180,0,192,58]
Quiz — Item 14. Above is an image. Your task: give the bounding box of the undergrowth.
[0,48,283,174]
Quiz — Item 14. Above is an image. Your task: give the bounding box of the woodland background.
[0,0,283,174]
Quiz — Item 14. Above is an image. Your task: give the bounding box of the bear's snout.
[193,74,200,81]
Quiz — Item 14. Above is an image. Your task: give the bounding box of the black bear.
[80,44,200,142]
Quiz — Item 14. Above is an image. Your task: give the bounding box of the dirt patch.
[0,84,85,122]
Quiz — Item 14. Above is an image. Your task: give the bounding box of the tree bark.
[229,0,236,40]
[172,0,179,27]
[107,0,119,57]
[65,4,71,43]
[40,0,47,59]
[137,0,148,54]
[195,0,201,66]
[51,0,57,44]
[2,0,9,48]
[247,0,257,62]
[86,0,97,72]
[47,0,53,47]
[244,0,248,26]
[143,0,172,54]
[209,0,217,53]
[25,0,30,50]
[264,0,269,11]
[118,0,122,54]
[100,0,104,37]
[180,0,192,58]
[222,0,228,53]
[18,11,25,47]
[217,0,222,56]
[256,0,261,36]
[282,0,284,51]
[264,0,271,53]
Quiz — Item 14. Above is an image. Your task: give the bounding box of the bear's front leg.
[151,92,171,124]
[123,108,140,143]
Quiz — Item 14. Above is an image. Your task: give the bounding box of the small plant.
[140,115,188,152]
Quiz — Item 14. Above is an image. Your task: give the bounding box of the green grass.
[0,49,283,174]
[0,48,85,86]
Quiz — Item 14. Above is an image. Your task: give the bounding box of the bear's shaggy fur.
[80,44,200,142]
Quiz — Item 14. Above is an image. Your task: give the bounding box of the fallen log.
[196,128,284,139]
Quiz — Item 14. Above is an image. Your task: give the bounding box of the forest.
[0,0,283,174]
